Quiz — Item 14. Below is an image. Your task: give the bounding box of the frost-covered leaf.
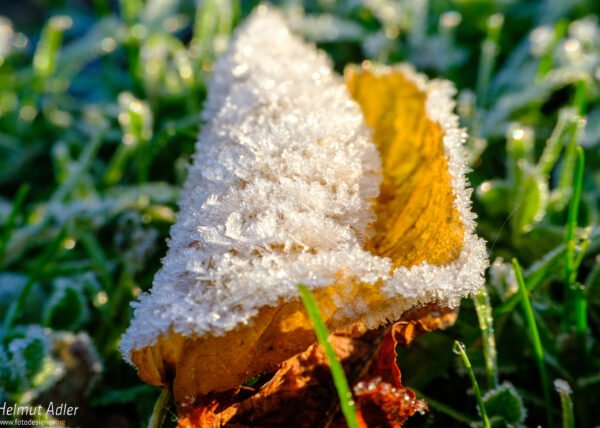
[482,382,526,426]
[8,328,48,380]
[0,346,22,395]
[122,6,487,406]
[0,272,28,314]
[43,280,89,331]
[2,327,51,395]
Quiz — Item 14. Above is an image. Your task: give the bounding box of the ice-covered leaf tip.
[120,5,488,406]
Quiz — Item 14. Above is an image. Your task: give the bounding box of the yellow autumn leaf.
[120,7,487,409]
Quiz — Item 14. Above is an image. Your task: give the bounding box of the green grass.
[148,388,171,428]
[513,258,552,428]
[298,284,359,428]
[555,379,575,428]
[453,341,490,428]
[0,0,599,427]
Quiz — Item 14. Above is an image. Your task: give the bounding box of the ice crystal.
[121,7,487,359]
[553,378,572,394]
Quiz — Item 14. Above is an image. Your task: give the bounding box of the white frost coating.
[120,7,386,358]
[120,7,488,360]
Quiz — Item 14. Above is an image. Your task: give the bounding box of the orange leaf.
[178,305,456,427]
[177,331,379,427]
[123,5,486,412]
[352,321,429,428]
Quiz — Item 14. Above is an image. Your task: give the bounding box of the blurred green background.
[0,0,599,427]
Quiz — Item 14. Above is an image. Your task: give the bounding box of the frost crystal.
[120,7,488,360]
[553,379,572,394]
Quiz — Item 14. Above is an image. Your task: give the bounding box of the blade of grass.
[573,79,588,116]
[494,225,599,317]
[119,0,144,25]
[545,353,574,384]
[512,258,553,428]
[148,388,170,428]
[192,0,238,64]
[452,341,490,428]
[33,16,73,87]
[51,131,104,203]
[536,20,568,79]
[577,371,600,388]
[554,380,574,428]
[470,13,503,141]
[98,267,138,353]
[475,13,504,109]
[538,108,577,176]
[413,389,475,424]
[93,0,110,16]
[472,288,498,389]
[0,183,30,260]
[298,284,358,428]
[565,147,585,287]
[563,147,588,355]
[2,226,68,333]
[408,0,428,49]
[495,244,565,316]
[78,229,113,289]
[556,116,584,211]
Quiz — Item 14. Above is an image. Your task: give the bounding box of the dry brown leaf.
[176,306,456,427]
[177,330,381,427]
[337,306,456,428]
[352,323,428,428]
[393,304,458,347]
